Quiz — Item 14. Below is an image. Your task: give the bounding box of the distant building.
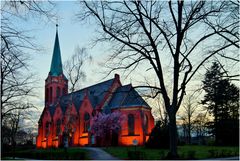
[36,26,154,148]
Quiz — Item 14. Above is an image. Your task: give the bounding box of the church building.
[36,27,154,148]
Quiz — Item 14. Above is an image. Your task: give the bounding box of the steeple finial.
[49,25,63,76]
[56,17,59,32]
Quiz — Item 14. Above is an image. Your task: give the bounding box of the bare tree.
[179,94,199,144]
[1,51,36,120]
[2,109,31,158]
[77,1,238,157]
[1,1,56,117]
[193,112,210,144]
[1,1,55,52]
[64,46,92,92]
[1,0,56,151]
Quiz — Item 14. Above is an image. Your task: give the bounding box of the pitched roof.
[59,78,115,114]
[107,84,150,109]
[49,30,63,76]
[45,78,150,118]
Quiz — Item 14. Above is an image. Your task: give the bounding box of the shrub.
[145,121,169,149]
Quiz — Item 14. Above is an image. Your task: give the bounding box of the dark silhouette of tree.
[1,0,56,153]
[78,1,239,157]
[63,46,92,92]
[202,61,239,145]
[192,112,209,144]
[179,94,199,144]
[1,1,55,120]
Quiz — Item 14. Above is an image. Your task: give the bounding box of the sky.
[6,1,238,133]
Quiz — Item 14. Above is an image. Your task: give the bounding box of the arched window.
[56,87,60,98]
[49,87,52,103]
[56,119,61,136]
[144,114,148,134]
[84,112,90,132]
[45,122,50,137]
[128,114,135,135]
[45,88,49,103]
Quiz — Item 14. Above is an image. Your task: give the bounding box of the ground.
[103,145,239,160]
[1,145,239,160]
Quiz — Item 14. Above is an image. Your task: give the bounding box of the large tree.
[202,61,239,145]
[77,1,239,157]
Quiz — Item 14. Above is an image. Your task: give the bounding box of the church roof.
[107,84,150,109]
[46,76,150,117]
[50,79,150,115]
[49,28,63,76]
[59,78,115,114]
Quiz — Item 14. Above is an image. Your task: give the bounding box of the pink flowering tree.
[91,111,125,146]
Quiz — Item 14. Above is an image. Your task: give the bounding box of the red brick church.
[36,27,154,148]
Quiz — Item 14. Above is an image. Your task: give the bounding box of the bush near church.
[145,121,170,149]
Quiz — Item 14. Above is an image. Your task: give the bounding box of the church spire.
[49,24,63,76]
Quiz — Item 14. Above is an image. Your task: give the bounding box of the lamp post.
[132,139,138,153]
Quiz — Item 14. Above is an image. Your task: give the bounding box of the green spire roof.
[49,27,63,76]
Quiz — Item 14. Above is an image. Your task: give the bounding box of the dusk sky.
[10,1,238,132]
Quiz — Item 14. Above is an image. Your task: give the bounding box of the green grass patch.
[103,146,168,160]
[103,145,239,160]
[2,147,89,160]
[178,145,239,159]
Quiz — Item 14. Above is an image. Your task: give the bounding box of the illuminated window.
[56,119,61,136]
[84,112,90,132]
[144,114,148,134]
[128,114,135,135]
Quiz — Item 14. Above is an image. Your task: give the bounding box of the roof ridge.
[64,78,115,96]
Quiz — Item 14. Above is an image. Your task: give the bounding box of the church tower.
[45,25,68,106]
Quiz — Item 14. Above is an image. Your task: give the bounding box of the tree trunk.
[168,113,179,159]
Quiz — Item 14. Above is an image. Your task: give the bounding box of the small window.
[56,119,61,136]
[45,122,50,137]
[128,114,135,135]
[46,88,49,103]
[144,114,148,134]
[84,113,90,132]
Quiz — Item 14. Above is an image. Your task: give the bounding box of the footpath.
[83,147,121,160]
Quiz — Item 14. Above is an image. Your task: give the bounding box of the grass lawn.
[2,147,89,160]
[103,145,239,160]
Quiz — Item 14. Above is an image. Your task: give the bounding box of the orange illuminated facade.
[36,27,154,148]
